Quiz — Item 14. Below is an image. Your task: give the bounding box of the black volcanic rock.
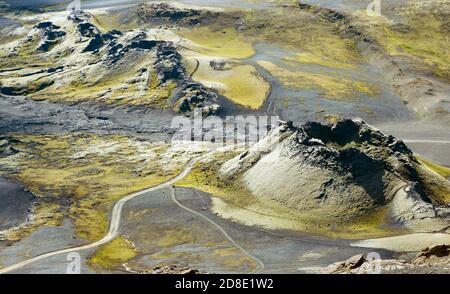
[330,118,361,144]
[77,22,98,38]
[135,2,207,26]
[34,22,60,30]
[83,34,105,52]
[33,21,66,52]
[130,40,159,50]
[303,121,332,144]
[155,42,185,83]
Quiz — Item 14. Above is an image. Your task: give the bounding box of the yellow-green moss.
[0,133,185,241]
[157,228,197,247]
[257,60,378,100]
[243,7,363,64]
[284,51,356,70]
[90,237,137,270]
[328,206,409,239]
[212,247,257,269]
[178,27,255,59]
[176,152,257,208]
[353,5,450,80]
[192,61,270,109]
[415,157,450,205]
[3,45,175,109]
[91,12,140,33]
[417,157,450,179]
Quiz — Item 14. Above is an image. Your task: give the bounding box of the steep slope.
[296,1,450,124]
[221,119,450,231]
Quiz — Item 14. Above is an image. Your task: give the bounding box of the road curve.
[169,187,265,273]
[0,159,199,274]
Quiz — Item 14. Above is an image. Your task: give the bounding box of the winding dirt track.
[169,187,265,273]
[0,157,265,274]
[0,159,199,274]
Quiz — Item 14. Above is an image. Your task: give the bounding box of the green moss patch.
[90,237,137,270]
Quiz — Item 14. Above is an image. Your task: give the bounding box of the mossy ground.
[416,157,450,204]
[89,236,137,270]
[236,7,381,101]
[178,27,255,59]
[384,16,449,80]
[177,6,375,107]
[417,157,450,179]
[176,152,257,208]
[284,52,356,70]
[1,202,64,242]
[0,133,190,242]
[353,4,450,80]
[243,7,363,65]
[91,12,141,33]
[192,60,270,109]
[257,60,378,100]
[0,37,55,72]
[179,25,270,109]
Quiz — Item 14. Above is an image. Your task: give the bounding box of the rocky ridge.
[134,2,238,27]
[0,11,220,116]
[221,118,450,226]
